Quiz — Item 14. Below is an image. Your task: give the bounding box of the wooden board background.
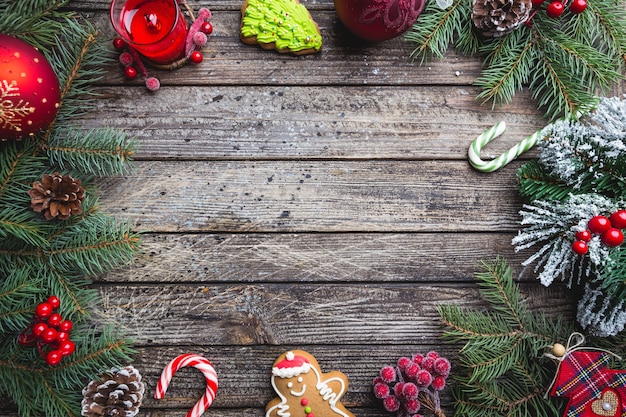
[2,0,595,416]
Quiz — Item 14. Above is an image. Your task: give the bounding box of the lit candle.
[110,0,188,64]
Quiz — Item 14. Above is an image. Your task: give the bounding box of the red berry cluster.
[572,210,626,255]
[18,296,76,366]
[526,0,586,24]
[373,351,451,417]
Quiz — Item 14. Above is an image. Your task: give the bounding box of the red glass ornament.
[575,230,592,242]
[601,228,624,247]
[35,302,53,319]
[546,1,565,17]
[190,51,203,64]
[201,21,213,35]
[572,240,588,255]
[47,313,62,327]
[58,320,73,332]
[45,349,63,366]
[569,0,587,13]
[610,210,626,229]
[0,34,61,140]
[588,215,612,234]
[334,0,426,42]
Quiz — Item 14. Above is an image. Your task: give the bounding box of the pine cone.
[81,366,145,417]
[471,0,532,37]
[27,172,85,220]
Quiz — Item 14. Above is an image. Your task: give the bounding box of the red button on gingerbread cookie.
[266,350,355,417]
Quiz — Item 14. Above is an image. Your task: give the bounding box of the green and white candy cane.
[467,121,546,172]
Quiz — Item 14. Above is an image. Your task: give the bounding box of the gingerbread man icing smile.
[266,350,355,417]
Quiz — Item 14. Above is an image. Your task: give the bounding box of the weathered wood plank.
[96,160,525,233]
[86,85,545,160]
[96,283,573,346]
[93,11,484,86]
[100,232,535,283]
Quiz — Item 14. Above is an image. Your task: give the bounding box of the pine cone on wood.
[81,366,145,417]
[27,172,85,220]
[471,0,532,37]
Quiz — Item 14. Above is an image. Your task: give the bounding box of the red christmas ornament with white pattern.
[0,34,61,140]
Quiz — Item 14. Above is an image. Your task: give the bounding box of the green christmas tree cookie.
[240,0,322,55]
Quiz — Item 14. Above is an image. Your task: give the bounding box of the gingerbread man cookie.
[266,350,355,417]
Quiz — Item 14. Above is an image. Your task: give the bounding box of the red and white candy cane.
[155,353,218,417]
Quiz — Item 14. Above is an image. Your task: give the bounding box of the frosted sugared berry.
[588,215,612,234]
[397,356,411,371]
[421,356,435,372]
[405,398,421,414]
[575,230,592,242]
[610,210,626,229]
[145,77,160,91]
[572,240,589,255]
[602,228,624,247]
[405,362,420,379]
[383,395,401,412]
[373,376,384,386]
[415,369,433,387]
[45,349,63,366]
[193,31,208,47]
[432,375,447,391]
[402,382,419,399]
[433,357,451,376]
[119,52,134,67]
[412,353,424,365]
[393,382,404,397]
[426,351,439,359]
[373,382,390,399]
[380,365,397,383]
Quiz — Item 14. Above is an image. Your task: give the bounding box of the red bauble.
[546,1,565,17]
[569,0,587,13]
[601,228,624,247]
[588,215,612,234]
[0,34,61,140]
[610,210,626,229]
[572,240,589,255]
[334,0,426,42]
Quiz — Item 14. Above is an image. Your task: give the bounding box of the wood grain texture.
[100,232,535,283]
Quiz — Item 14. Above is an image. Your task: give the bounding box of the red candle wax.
[111,0,188,64]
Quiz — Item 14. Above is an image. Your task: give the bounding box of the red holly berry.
[601,228,624,247]
[569,0,587,13]
[58,340,75,356]
[575,230,592,242]
[610,210,626,229]
[112,38,126,50]
[572,240,589,255]
[546,1,565,17]
[47,313,62,327]
[45,349,63,366]
[588,215,612,234]
[56,331,70,343]
[190,51,203,64]
[47,295,61,309]
[32,322,48,337]
[201,21,213,35]
[58,320,73,332]
[124,66,137,79]
[41,327,58,343]
[35,302,53,319]
[531,0,545,6]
